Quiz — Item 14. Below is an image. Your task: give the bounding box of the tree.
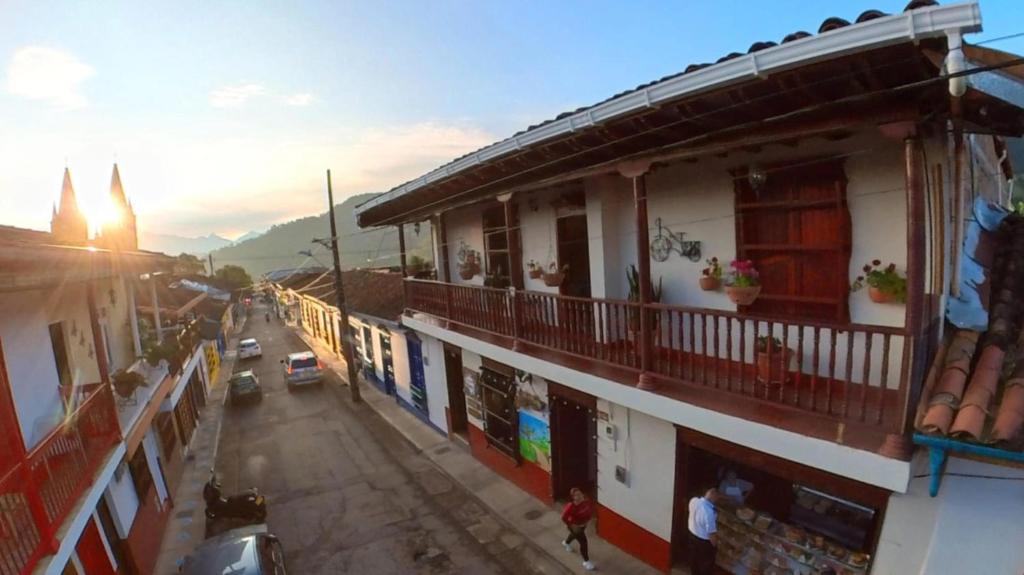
[213,265,252,291]
[174,253,207,275]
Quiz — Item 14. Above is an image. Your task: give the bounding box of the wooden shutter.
[735,159,852,323]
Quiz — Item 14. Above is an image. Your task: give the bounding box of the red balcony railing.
[405,279,910,436]
[0,384,120,575]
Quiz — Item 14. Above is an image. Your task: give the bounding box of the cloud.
[209,83,266,108]
[284,92,314,107]
[6,46,94,110]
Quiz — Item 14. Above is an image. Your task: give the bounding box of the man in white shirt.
[688,487,720,575]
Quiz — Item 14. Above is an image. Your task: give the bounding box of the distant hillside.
[233,229,265,243]
[208,193,432,279]
[139,231,231,256]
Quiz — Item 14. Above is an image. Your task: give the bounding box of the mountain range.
[207,193,432,279]
[138,231,234,256]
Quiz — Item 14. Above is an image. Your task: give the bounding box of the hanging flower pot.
[700,277,720,291]
[868,286,896,303]
[726,285,761,305]
[542,269,566,287]
[756,337,793,385]
[527,260,543,279]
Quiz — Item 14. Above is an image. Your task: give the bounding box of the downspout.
[945,29,967,298]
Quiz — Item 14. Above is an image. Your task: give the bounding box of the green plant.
[850,259,906,302]
[111,369,147,398]
[702,257,723,279]
[756,336,784,353]
[725,259,760,287]
[626,264,663,302]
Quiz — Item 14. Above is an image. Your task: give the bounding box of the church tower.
[50,167,88,245]
[97,163,138,251]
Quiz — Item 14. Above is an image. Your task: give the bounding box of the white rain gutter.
[355,0,983,221]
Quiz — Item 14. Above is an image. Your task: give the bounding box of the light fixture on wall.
[413,222,421,236]
[748,164,767,196]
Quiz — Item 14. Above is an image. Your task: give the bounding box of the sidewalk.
[295,328,664,575]
[153,319,244,575]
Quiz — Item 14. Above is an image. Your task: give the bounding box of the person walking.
[561,487,595,571]
[688,487,720,575]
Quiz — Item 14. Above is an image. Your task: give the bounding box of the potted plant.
[725,259,761,305]
[700,257,723,291]
[542,262,568,287]
[527,260,543,279]
[850,259,906,303]
[456,244,481,280]
[756,336,792,385]
[626,264,663,331]
[111,369,147,399]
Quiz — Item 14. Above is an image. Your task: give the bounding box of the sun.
[83,198,123,231]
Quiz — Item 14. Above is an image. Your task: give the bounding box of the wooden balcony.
[406,279,913,454]
[0,384,121,575]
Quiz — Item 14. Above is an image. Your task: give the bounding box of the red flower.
[863,265,872,273]
[886,263,896,272]
[872,259,881,266]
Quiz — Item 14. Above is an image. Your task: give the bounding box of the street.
[214,303,568,574]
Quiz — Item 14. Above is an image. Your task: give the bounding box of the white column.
[125,277,143,357]
[150,278,163,342]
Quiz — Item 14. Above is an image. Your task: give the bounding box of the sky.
[0,0,1021,240]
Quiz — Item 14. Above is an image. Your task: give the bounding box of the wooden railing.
[0,384,120,575]
[404,279,909,432]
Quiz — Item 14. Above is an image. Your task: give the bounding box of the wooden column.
[439,212,452,283]
[621,160,656,391]
[398,223,408,277]
[126,278,142,358]
[150,277,163,343]
[881,136,926,460]
[87,283,111,384]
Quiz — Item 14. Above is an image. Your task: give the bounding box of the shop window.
[734,159,851,323]
[128,447,152,501]
[156,412,177,458]
[479,367,518,461]
[482,205,511,285]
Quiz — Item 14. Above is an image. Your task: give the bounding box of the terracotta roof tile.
[278,269,405,321]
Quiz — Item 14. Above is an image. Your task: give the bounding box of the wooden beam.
[398,223,408,277]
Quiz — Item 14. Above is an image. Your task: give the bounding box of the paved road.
[215,303,567,574]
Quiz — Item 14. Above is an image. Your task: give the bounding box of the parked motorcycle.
[203,468,267,523]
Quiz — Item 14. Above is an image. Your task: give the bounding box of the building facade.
[354,3,1024,574]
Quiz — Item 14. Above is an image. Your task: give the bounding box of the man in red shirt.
[561,487,595,571]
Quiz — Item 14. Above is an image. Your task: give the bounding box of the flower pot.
[757,348,793,385]
[868,286,896,304]
[726,285,761,305]
[699,277,720,291]
[542,271,566,287]
[528,268,543,280]
[458,265,478,280]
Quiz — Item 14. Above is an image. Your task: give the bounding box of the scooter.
[203,468,267,522]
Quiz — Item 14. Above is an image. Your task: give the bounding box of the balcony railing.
[405,279,910,436]
[0,384,120,575]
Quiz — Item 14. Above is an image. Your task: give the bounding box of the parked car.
[180,524,287,574]
[239,338,263,360]
[281,351,324,390]
[229,370,263,405]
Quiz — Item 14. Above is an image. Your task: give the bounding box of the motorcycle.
[203,468,267,523]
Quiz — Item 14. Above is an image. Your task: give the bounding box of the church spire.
[51,167,88,245]
[97,162,138,251]
[110,163,128,207]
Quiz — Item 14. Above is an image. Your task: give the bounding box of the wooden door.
[380,332,395,395]
[549,384,597,501]
[556,214,591,298]
[406,337,428,412]
[443,346,468,436]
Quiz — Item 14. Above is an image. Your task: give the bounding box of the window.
[128,447,152,500]
[482,205,511,284]
[48,322,72,389]
[734,159,852,322]
[479,366,518,460]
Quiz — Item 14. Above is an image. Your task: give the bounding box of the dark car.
[180,524,287,574]
[229,370,263,405]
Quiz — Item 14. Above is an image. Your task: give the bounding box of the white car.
[238,338,262,360]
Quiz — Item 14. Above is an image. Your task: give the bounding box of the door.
[443,345,468,437]
[379,332,396,396]
[556,213,591,298]
[549,384,597,501]
[361,326,375,379]
[407,337,428,412]
[75,518,116,575]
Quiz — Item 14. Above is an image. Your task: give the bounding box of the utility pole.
[208,253,215,276]
[326,169,361,403]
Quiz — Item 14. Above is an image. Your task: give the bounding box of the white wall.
[103,461,139,538]
[596,399,676,541]
[96,275,137,373]
[518,193,561,294]
[0,284,106,447]
[142,429,169,504]
[461,349,484,428]
[874,455,1024,575]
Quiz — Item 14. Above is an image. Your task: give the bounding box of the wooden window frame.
[481,204,511,284]
[734,158,852,324]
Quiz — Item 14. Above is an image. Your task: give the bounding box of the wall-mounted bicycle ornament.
[650,217,702,262]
